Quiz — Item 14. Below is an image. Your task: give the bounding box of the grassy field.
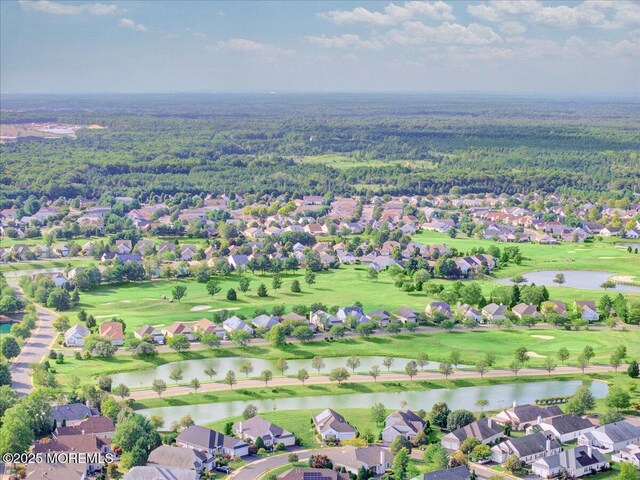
[413,231,640,280]
[52,327,640,385]
[298,153,437,170]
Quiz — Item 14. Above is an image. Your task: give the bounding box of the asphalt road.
[5,276,59,396]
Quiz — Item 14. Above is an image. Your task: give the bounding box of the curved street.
[5,276,59,396]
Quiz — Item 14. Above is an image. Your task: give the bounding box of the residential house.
[99,321,124,346]
[325,446,394,476]
[541,301,567,317]
[233,416,296,447]
[278,469,348,480]
[134,325,165,344]
[51,403,99,427]
[180,245,198,261]
[421,466,472,480]
[26,461,94,480]
[222,316,254,335]
[124,466,199,480]
[162,322,195,341]
[531,446,608,478]
[574,301,600,322]
[54,416,115,439]
[312,409,357,441]
[482,303,507,322]
[512,303,540,320]
[426,302,453,319]
[491,433,562,464]
[458,304,483,323]
[310,310,341,331]
[600,227,621,237]
[33,433,114,475]
[193,318,225,338]
[382,410,426,443]
[395,306,419,323]
[366,309,391,327]
[252,314,280,331]
[578,421,640,452]
[336,306,368,325]
[228,254,249,269]
[624,229,640,239]
[176,425,249,457]
[115,240,132,254]
[493,403,563,430]
[64,324,90,347]
[536,414,596,443]
[441,418,503,451]
[147,445,213,472]
[611,442,640,468]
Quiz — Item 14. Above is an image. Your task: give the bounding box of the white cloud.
[321,1,454,26]
[468,0,640,29]
[307,34,383,50]
[119,18,147,32]
[19,0,118,15]
[500,21,526,36]
[210,38,294,55]
[386,21,502,45]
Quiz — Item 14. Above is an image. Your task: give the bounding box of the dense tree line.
[1,94,638,205]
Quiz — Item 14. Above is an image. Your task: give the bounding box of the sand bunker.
[531,335,555,340]
[527,351,546,358]
[190,305,211,312]
[209,307,240,312]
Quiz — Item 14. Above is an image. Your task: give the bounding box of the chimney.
[537,415,542,424]
[512,401,517,408]
[546,437,551,453]
[380,449,386,467]
[238,422,243,433]
[81,429,85,436]
[488,418,492,428]
[587,445,593,458]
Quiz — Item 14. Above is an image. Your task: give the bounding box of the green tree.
[169,366,184,385]
[226,288,237,300]
[238,276,251,294]
[328,367,350,384]
[405,360,418,380]
[566,386,595,415]
[447,409,475,431]
[304,270,316,287]
[430,402,451,428]
[391,434,412,454]
[239,359,254,377]
[627,360,639,378]
[113,383,130,400]
[606,386,631,411]
[275,358,289,375]
[224,370,237,389]
[543,356,557,375]
[204,365,217,380]
[369,365,381,382]
[52,314,71,332]
[206,280,221,297]
[151,379,167,397]
[312,355,325,374]
[439,362,453,378]
[416,353,429,371]
[371,402,387,425]
[271,275,283,292]
[424,444,448,469]
[167,334,190,351]
[393,447,410,480]
[171,285,187,302]
[0,407,34,454]
[189,377,201,393]
[346,356,361,373]
[515,346,530,363]
[449,350,462,368]
[230,329,251,346]
[296,368,309,385]
[257,283,268,297]
[259,369,273,386]
[0,336,20,360]
[383,356,394,371]
[290,280,301,293]
[557,347,570,364]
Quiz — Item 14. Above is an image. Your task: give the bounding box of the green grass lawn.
[299,153,437,170]
[52,327,640,384]
[412,231,640,281]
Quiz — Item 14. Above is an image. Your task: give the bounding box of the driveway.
[5,276,59,396]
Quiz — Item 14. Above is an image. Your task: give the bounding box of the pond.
[619,243,640,250]
[0,324,11,335]
[111,356,466,388]
[495,270,640,293]
[138,379,607,427]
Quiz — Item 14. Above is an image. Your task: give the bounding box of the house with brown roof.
[134,325,165,344]
[512,303,540,320]
[99,321,124,346]
[193,318,225,338]
[162,322,195,341]
[382,410,426,443]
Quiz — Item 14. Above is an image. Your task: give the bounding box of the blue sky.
[1,0,639,94]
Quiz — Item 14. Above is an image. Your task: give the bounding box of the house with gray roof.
[252,314,280,331]
[312,409,357,441]
[531,446,608,478]
[124,466,199,480]
[233,416,296,447]
[325,445,393,476]
[482,303,507,322]
[382,409,426,443]
[491,432,562,464]
[222,316,254,335]
[421,466,472,480]
[176,425,249,457]
[336,306,368,325]
[536,414,595,443]
[310,310,341,331]
[441,417,503,451]
[611,442,640,468]
[51,403,99,427]
[493,403,563,430]
[147,445,213,472]
[64,324,90,347]
[578,421,640,452]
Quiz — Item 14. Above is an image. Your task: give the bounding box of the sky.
[1,0,639,94]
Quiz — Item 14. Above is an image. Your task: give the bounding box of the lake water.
[0,324,11,334]
[495,270,640,293]
[620,243,640,250]
[112,356,465,388]
[138,380,607,427]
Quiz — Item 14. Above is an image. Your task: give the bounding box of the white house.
[222,316,254,335]
[574,301,600,322]
[64,324,90,347]
[531,446,608,479]
[312,409,357,441]
[578,421,640,453]
[536,414,595,443]
[232,416,296,448]
[491,433,562,465]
